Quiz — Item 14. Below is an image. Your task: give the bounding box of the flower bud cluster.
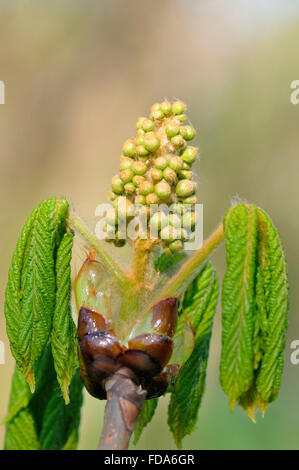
[106,100,199,252]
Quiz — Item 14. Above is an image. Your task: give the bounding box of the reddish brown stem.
[98,368,147,450]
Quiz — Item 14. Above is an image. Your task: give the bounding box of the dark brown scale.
[151,297,178,337]
[141,374,169,399]
[128,333,173,370]
[80,331,123,361]
[87,357,121,383]
[119,349,161,377]
[78,306,110,340]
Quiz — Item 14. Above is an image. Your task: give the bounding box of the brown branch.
[98,368,147,450]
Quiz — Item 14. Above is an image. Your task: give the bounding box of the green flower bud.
[154,180,172,200]
[136,145,149,157]
[176,179,195,198]
[171,135,186,149]
[172,101,186,115]
[139,180,154,196]
[160,225,179,242]
[160,100,171,116]
[177,113,187,122]
[169,156,184,172]
[183,195,197,205]
[178,170,192,180]
[133,161,147,175]
[122,139,136,157]
[169,240,183,253]
[183,211,197,229]
[180,228,189,241]
[150,211,168,231]
[180,146,198,164]
[144,132,160,153]
[135,195,146,205]
[120,156,134,171]
[111,175,125,194]
[120,169,134,183]
[151,168,163,182]
[133,175,145,186]
[169,213,182,229]
[146,193,160,205]
[183,161,191,170]
[124,182,136,195]
[142,118,154,132]
[180,125,196,141]
[154,156,168,170]
[150,103,164,120]
[136,117,146,130]
[135,134,145,145]
[163,167,177,185]
[166,122,180,138]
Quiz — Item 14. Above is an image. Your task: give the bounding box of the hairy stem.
[98,368,147,450]
[66,209,129,289]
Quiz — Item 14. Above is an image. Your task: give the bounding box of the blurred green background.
[1,0,299,450]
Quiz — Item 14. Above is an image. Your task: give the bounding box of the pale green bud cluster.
[106,100,199,252]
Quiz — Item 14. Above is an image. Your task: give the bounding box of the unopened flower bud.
[169,156,184,172]
[180,126,196,141]
[183,211,197,229]
[144,132,160,153]
[133,175,145,186]
[124,182,136,195]
[106,208,118,225]
[160,100,171,116]
[154,180,172,200]
[111,175,124,194]
[136,117,147,130]
[178,170,192,180]
[120,169,134,183]
[171,135,186,149]
[136,145,149,157]
[176,179,195,198]
[169,240,183,253]
[133,161,147,175]
[122,139,136,157]
[150,103,164,120]
[183,195,197,205]
[135,195,146,205]
[177,113,187,122]
[180,146,198,164]
[154,156,167,170]
[151,168,163,182]
[139,180,154,196]
[146,193,160,205]
[166,122,180,138]
[135,134,145,145]
[120,157,134,171]
[108,190,118,201]
[172,101,186,115]
[163,167,177,185]
[142,118,154,132]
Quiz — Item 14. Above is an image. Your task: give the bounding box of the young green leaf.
[255,208,289,404]
[220,204,258,410]
[5,345,84,450]
[168,262,219,448]
[133,398,159,445]
[51,231,78,404]
[4,198,70,390]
